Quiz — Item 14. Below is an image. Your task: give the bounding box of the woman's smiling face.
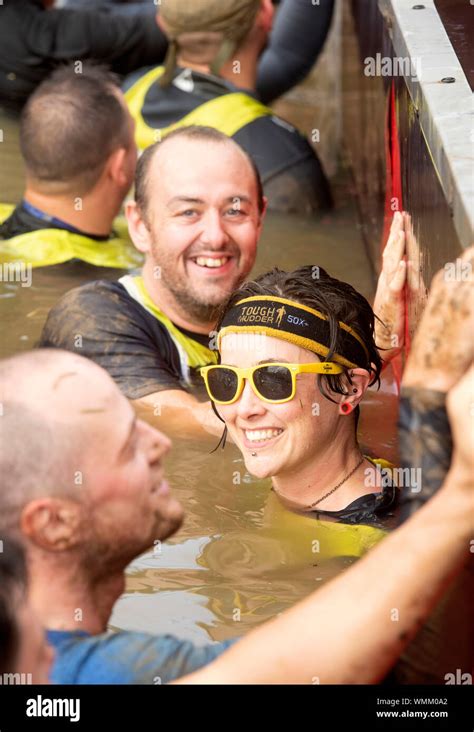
[218,333,343,480]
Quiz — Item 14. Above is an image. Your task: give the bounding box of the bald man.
[0,346,472,684]
[0,349,236,683]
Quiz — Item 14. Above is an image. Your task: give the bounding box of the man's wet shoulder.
[39,279,136,346]
[49,279,132,316]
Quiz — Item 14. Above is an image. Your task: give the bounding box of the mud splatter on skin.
[375,312,394,347]
[404,257,473,387]
[399,387,452,515]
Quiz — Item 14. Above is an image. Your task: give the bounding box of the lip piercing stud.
[251,452,257,457]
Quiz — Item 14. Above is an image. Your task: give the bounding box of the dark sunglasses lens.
[253,365,292,401]
[207,368,238,402]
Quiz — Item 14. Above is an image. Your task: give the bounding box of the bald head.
[134,125,264,224]
[0,350,122,532]
[0,349,120,420]
[0,350,182,583]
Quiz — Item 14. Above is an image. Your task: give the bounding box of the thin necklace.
[307,455,365,509]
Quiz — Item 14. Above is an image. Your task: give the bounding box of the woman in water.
[201,263,399,528]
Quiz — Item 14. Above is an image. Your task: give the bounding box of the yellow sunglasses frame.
[200,361,344,405]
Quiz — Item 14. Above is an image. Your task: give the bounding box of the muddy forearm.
[397,387,453,524]
[132,392,223,441]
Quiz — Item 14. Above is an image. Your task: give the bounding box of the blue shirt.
[47,629,236,685]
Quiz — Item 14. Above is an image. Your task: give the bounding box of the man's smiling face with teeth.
[135,136,266,320]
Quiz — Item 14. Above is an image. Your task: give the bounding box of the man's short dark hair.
[135,125,265,222]
[20,63,131,195]
[0,536,27,675]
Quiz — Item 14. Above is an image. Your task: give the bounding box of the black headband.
[218,296,370,369]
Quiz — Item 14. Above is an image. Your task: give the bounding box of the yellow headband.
[218,296,370,369]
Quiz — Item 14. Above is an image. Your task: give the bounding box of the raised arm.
[398,246,474,518]
[133,391,224,442]
[402,246,473,393]
[257,0,335,104]
[372,211,407,366]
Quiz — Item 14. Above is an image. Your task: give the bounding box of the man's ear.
[258,196,269,229]
[20,498,83,552]
[106,147,131,190]
[258,0,275,33]
[125,200,153,254]
[157,14,169,34]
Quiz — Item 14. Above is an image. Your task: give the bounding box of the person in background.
[63,0,156,14]
[124,0,333,214]
[64,0,335,104]
[0,0,168,114]
[39,127,267,438]
[256,0,335,105]
[0,64,140,269]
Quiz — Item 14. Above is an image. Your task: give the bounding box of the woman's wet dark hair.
[215,265,383,410]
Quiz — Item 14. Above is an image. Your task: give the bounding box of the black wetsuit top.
[0,202,109,241]
[285,459,400,529]
[309,480,399,529]
[0,0,167,114]
[39,279,212,399]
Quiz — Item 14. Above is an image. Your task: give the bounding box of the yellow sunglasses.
[200,362,344,405]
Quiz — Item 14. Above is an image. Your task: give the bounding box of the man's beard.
[167,283,223,324]
[79,512,182,581]
[151,241,248,325]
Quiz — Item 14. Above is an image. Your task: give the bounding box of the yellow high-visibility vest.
[262,458,396,559]
[119,274,218,381]
[124,66,274,150]
[0,203,142,269]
